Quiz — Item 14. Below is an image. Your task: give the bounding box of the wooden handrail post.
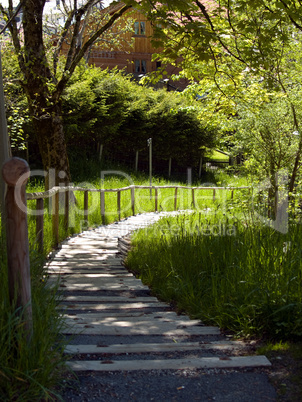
[155,187,158,212]
[174,187,178,210]
[117,190,121,221]
[100,190,105,224]
[52,192,59,246]
[2,157,33,339]
[84,190,89,224]
[192,188,195,209]
[213,188,216,201]
[131,186,135,216]
[36,198,44,253]
[64,189,69,233]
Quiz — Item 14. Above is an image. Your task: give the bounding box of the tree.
[0,0,132,186]
[135,0,302,197]
[61,64,216,173]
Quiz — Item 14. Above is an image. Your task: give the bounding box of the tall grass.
[26,173,247,252]
[0,217,67,400]
[126,205,302,340]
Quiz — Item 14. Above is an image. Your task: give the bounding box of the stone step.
[65,340,247,355]
[67,355,271,372]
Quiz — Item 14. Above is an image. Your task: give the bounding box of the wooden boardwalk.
[47,212,271,373]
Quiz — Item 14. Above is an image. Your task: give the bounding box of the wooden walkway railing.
[26,184,250,252]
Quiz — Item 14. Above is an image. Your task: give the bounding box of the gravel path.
[50,212,277,401]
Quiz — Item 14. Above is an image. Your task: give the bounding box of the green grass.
[126,206,302,341]
[205,149,230,162]
[0,164,254,399]
[26,172,249,253]
[0,224,67,400]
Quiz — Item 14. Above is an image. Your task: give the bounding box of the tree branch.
[195,0,246,64]
[54,3,132,100]
[278,0,302,31]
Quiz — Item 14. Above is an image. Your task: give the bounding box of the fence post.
[36,198,44,253]
[100,190,105,224]
[174,187,178,210]
[84,190,89,224]
[52,191,59,245]
[2,157,33,339]
[117,190,121,221]
[192,188,195,208]
[131,186,135,216]
[155,187,158,212]
[64,189,69,233]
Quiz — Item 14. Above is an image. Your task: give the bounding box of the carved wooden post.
[2,157,33,339]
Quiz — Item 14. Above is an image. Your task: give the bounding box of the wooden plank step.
[62,296,161,302]
[52,254,119,261]
[50,273,134,278]
[63,239,118,244]
[54,250,119,256]
[60,302,169,310]
[67,355,271,372]
[48,269,126,275]
[65,341,246,355]
[63,311,199,321]
[51,275,147,284]
[51,277,149,291]
[47,259,123,266]
[60,243,118,249]
[61,321,220,336]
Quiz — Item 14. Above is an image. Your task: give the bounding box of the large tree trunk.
[32,104,71,187]
[20,1,71,187]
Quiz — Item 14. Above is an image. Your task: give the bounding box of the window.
[156,61,162,69]
[135,60,147,73]
[134,21,146,35]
